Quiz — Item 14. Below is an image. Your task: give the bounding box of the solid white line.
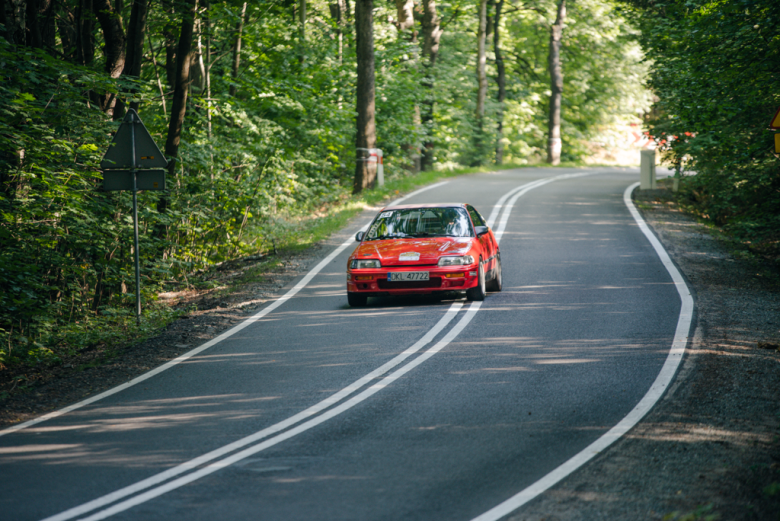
[492,172,592,242]
[42,172,602,520]
[0,182,449,439]
[78,302,483,521]
[41,302,463,521]
[484,178,548,229]
[470,181,694,521]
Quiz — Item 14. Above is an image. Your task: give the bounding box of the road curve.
[0,167,688,521]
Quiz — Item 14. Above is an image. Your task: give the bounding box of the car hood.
[354,238,474,267]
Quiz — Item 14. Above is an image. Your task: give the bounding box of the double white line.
[41,172,586,521]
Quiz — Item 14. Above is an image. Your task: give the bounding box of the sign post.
[99,109,168,324]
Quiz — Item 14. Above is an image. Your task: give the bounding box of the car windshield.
[365,207,473,240]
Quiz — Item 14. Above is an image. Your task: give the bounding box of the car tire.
[486,254,502,292]
[466,259,486,301]
[347,293,368,307]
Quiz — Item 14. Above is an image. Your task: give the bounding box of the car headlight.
[438,255,475,267]
[350,259,382,269]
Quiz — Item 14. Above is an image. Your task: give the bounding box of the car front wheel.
[466,259,486,301]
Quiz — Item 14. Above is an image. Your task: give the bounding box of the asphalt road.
[0,167,684,521]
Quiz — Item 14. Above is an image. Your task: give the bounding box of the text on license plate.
[388,271,429,282]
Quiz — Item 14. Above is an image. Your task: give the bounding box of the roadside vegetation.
[1,0,777,373]
[624,0,780,262]
[0,0,649,369]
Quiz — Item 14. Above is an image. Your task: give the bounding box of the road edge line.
[470,181,694,521]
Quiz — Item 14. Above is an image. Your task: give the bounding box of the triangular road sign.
[770,107,780,129]
[100,109,168,169]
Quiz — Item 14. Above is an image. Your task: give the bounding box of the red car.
[346,203,502,307]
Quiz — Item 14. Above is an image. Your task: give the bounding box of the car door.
[466,205,496,273]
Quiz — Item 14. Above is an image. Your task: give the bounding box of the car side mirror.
[355,231,365,242]
[475,225,488,237]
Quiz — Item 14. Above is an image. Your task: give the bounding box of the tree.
[161,0,198,210]
[92,0,127,114]
[115,0,150,118]
[475,0,488,123]
[420,0,441,171]
[493,0,506,164]
[353,0,376,193]
[229,2,247,97]
[546,0,565,165]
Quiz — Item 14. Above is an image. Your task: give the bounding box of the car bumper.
[346,266,479,296]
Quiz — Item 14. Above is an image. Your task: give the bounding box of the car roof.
[381,203,467,211]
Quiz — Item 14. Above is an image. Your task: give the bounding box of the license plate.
[388,271,429,282]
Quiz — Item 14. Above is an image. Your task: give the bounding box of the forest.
[0,0,777,368]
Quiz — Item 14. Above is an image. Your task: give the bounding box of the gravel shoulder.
[510,187,780,521]
[1,182,778,520]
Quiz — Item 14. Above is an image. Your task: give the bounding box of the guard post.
[640,148,656,190]
[369,148,384,187]
[356,147,382,188]
[99,109,168,324]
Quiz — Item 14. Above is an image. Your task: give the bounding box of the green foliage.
[494,0,652,163]
[0,0,651,369]
[626,0,780,256]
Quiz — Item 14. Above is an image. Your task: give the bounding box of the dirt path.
[510,188,780,521]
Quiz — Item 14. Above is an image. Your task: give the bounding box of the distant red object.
[346,203,502,306]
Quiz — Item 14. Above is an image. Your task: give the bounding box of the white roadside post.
[370,148,384,187]
[640,148,656,190]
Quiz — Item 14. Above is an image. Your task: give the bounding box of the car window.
[467,205,485,227]
[366,207,474,239]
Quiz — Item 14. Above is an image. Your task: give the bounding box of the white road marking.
[470,181,694,521]
[492,172,592,241]
[75,303,483,521]
[0,182,449,439]
[40,171,621,520]
[41,303,464,521]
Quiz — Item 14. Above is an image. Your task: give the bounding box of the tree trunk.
[76,0,95,65]
[328,0,345,64]
[162,0,176,88]
[57,4,77,60]
[229,2,246,97]
[547,0,566,165]
[41,0,56,49]
[494,0,505,165]
[28,0,56,51]
[159,0,197,215]
[115,0,149,117]
[394,0,419,173]
[420,0,441,171]
[353,0,376,194]
[299,0,305,41]
[393,0,413,33]
[202,0,211,137]
[475,0,488,122]
[92,0,126,114]
[26,0,42,47]
[6,0,26,45]
[0,0,7,42]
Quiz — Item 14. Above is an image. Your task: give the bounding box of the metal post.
[130,115,141,325]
